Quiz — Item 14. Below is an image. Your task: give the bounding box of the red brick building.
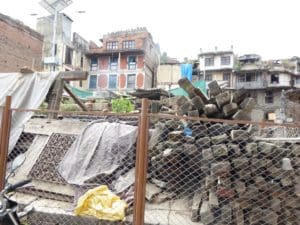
[0,13,43,72]
[86,28,159,93]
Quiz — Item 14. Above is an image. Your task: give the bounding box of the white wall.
[199,53,234,71]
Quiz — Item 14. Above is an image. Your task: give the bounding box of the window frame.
[127,74,136,89]
[204,57,214,67]
[205,73,213,81]
[108,74,118,89]
[128,56,137,70]
[106,41,118,50]
[90,56,98,71]
[265,91,274,104]
[123,40,135,49]
[221,56,231,65]
[223,72,230,81]
[89,75,97,89]
[110,55,119,70]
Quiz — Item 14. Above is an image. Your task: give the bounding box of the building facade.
[36,13,89,77]
[157,58,181,90]
[234,54,300,122]
[198,48,235,87]
[86,28,159,94]
[0,13,43,72]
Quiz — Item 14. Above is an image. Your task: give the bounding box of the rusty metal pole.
[0,96,12,190]
[133,98,149,225]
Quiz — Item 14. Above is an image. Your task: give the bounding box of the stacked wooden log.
[149,120,300,225]
[175,78,255,120]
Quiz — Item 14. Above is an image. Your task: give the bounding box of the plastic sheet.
[58,121,138,185]
[0,72,58,153]
[74,185,127,221]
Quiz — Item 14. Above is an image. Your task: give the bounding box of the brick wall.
[0,13,43,72]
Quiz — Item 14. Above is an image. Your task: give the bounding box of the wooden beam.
[63,83,88,112]
[59,71,88,81]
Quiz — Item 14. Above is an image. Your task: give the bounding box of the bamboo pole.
[133,98,149,225]
[0,96,12,190]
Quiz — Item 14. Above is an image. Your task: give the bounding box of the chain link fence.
[145,114,300,225]
[5,108,139,225]
[1,103,300,225]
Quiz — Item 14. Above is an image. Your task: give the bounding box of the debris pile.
[148,119,300,225]
[160,78,255,120]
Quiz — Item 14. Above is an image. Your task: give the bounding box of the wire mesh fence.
[145,114,300,225]
[1,104,300,225]
[5,108,140,225]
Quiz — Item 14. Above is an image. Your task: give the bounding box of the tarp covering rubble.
[0,72,58,153]
[58,121,138,185]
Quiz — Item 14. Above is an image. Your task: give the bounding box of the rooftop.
[199,50,233,57]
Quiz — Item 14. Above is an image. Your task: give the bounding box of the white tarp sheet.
[58,121,138,185]
[0,72,58,152]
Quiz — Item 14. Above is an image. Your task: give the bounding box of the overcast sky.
[2,0,300,61]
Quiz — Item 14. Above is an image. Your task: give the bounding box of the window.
[65,46,73,64]
[205,57,214,66]
[205,73,213,81]
[89,75,97,89]
[80,56,84,68]
[108,74,117,89]
[128,56,137,70]
[265,91,274,104]
[110,55,118,70]
[271,74,279,84]
[296,77,300,84]
[245,72,256,82]
[106,41,118,50]
[223,73,230,81]
[123,40,135,49]
[221,56,231,65]
[237,74,245,82]
[127,74,136,89]
[90,56,98,71]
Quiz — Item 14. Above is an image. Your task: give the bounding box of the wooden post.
[133,98,149,225]
[0,96,12,190]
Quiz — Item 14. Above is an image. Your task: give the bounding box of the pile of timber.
[148,120,300,225]
[160,78,255,120]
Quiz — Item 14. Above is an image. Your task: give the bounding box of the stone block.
[211,133,228,145]
[208,80,222,97]
[223,102,238,116]
[215,92,231,108]
[230,130,249,142]
[211,161,231,176]
[195,137,211,148]
[212,144,228,158]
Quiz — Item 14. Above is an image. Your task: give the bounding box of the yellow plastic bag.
[74,185,128,221]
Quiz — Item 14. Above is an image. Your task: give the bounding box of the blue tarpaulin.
[180,64,192,81]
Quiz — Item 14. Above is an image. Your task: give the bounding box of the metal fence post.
[0,96,12,190]
[133,98,149,225]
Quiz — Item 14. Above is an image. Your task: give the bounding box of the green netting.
[67,84,93,99]
[169,80,207,97]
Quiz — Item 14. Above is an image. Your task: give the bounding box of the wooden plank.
[59,71,88,81]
